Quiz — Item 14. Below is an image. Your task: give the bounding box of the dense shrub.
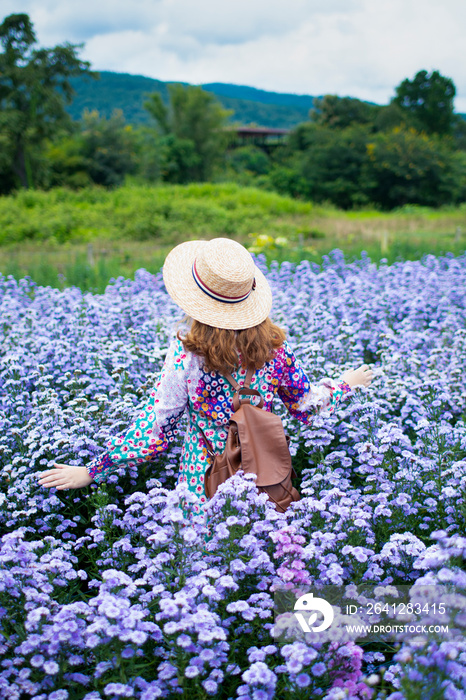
[279,123,466,209]
[0,183,312,246]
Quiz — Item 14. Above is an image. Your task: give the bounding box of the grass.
[0,183,465,292]
[2,242,170,294]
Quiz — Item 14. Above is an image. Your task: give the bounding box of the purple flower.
[242,661,277,688]
[43,660,60,674]
[103,683,134,697]
[199,649,215,662]
[140,687,163,700]
[287,657,303,673]
[184,666,199,678]
[121,647,135,659]
[49,692,69,700]
[158,663,177,680]
[30,654,45,668]
[202,679,218,694]
[311,662,326,677]
[295,673,311,688]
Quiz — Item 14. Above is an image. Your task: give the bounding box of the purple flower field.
[1,250,466,700]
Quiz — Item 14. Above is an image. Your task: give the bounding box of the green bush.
[279,122,466,210]
[0,183,313,246]
[363,128,466,208]
[226,145,271,176]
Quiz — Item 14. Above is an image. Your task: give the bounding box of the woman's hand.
[341,364,374,388]
[36,463,93,490]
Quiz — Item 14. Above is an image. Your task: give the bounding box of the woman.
[37,238,373,513]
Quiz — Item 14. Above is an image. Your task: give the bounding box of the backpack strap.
[222,371,241,391]
[244,366,255,389]
[198,366,262,456]
[222,365,255,391]
[231,366,264,411]
[198,424,215,458]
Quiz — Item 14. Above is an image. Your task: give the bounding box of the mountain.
[68,71,315,129]
[201,82,315,109]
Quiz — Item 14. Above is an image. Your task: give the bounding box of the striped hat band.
[192,259,256,304]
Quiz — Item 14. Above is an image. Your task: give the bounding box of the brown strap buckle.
[223,365,255,391]
[233,387,265,411]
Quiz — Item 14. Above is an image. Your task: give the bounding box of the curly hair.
[178,317,286,374]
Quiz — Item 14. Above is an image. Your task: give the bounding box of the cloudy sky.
[4,0,466,110]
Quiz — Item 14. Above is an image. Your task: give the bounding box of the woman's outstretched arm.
[36,338,189,490]
[276,341,373,423]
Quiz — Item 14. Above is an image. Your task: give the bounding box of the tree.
[227,145,270,176]
[373,102,406,132]
[392,70,456,135]
[363,127,462,208]
[0,13,95,191]
[310,95,381,129]
[453,115,466,151]
[79,110,136,187]
[293,124,371,208]
[46,110,137,188]
[144,84,232,182]
[282,120,466,209]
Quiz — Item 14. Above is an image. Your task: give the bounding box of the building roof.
[225,126,290,136]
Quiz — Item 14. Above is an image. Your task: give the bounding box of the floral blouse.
[86,338,352,514]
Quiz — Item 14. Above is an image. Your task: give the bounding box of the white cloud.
[2,0,466,110]
[1,0,158,42]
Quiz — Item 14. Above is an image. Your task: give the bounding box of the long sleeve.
[86,338,189,483]
[277,341,351,425]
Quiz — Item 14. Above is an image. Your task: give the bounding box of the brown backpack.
[200,366,301,512]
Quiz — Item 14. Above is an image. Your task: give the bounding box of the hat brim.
[162,240,272,330]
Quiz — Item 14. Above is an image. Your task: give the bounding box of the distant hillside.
[201,83,315,109]
[68,71,314,129]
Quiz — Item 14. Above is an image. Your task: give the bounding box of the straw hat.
[162,238,272,330]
